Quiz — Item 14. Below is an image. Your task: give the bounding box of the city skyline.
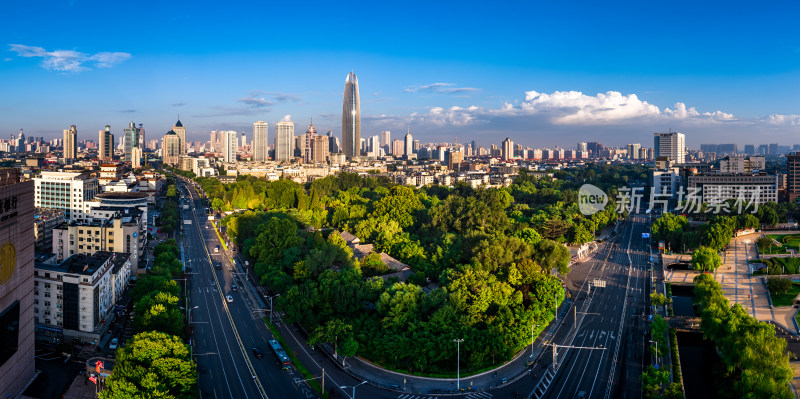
[2,2,800,147]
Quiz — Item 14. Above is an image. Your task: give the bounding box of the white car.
[109,338,119,350]
[226,294,234,303]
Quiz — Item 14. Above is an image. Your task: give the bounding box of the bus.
[268,339,292,370]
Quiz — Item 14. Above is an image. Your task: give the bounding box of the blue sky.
[2,0,800,148]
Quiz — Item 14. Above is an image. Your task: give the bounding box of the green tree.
[692,246,721,272]
[100,331,197,399]
[133,291,184,338]
[650,292,670,307]
[534,239,571,275]
[308,319,354,365]
[767,277,793,294]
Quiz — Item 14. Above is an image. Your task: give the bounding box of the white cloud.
[766,114,800,126]
[405,82,480,94]
[404,89,739,128]
[7,44,131,72]
[281,114,292,122]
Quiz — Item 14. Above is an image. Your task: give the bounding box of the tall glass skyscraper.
[342,72,361,160]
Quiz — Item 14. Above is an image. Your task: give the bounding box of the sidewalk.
[663,234,798,333]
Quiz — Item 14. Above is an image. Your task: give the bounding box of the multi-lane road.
[177,179,308,399]
[528,216,652,399]
[173,175,654,399]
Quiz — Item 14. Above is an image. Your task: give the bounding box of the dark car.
[231,284,238,292]
[251,347,264,358]
[215,263,222,270]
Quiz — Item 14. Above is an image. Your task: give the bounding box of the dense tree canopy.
[100,331,197,399]
[694,273,793,398]
[202,166,638,373]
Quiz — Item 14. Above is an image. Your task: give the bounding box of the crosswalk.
[396,392,492,399]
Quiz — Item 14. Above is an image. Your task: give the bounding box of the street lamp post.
[268,294,280,324]
[188,305,199,324]
[340,380,368,399]
[453,338,464,391]
[530,324,540,358]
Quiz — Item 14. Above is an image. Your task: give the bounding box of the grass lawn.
[770,283,800,307]
[765,234,800,253]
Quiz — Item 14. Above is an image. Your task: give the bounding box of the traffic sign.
[642,233,650,238]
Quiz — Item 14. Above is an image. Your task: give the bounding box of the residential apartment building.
[98,125,114,161]
[34,171,100,221]
[52,207,144,267]
[718,156,766,174]
[34,251,131,342]
[34,208,66,252]
[63,125,77,163]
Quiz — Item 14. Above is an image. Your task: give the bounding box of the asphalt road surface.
[178,180,310,399]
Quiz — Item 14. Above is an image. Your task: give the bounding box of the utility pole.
[321,368,325,394]
[453,338,464,391]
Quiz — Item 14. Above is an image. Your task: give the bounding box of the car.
[215,263,222,270]
[226,294,234,303]
[576,391,587,399]
[231,284,238,292]
[251,347,264,358]
[214,246,220,253]
[205,225,208,229]
[109,338,119,350]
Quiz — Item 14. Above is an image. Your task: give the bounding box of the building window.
[0,301,20,367]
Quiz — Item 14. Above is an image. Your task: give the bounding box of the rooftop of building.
[36,251,115,276]
[95,192,149,200]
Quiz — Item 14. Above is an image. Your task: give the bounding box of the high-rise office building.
[327,131,340,154]
[744,144,755,155]
[312,135,330,164]
[304,121,317,163]
[173,119,186,155]
[253,121,269,162]
[34,171,99,221]
[392,139,404,157]
[274,122,294,162]
[63,125,77,163]
[223,130,237,163]
[161,130,181,166]
[577,142,588,153]
[342,72,361,160]
[627,143,641,159]
[787,152,800,203]
[0,169,35,397]
[653,132,685,164]
[367,135,380,155]
[502,137,514,161]
[240,132,247,148]
[98,125,114,161]
[380,131,391,149]
[209,131,219,153]
[123,122,144,164]
[404,130,413,158]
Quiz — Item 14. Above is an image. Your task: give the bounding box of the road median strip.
[264,319,324,396]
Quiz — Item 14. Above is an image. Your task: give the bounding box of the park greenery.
[652,213,758,254]
[753,257,800,276]
[159,181,180,235]
[193,164,639,374]
[691,246,722,272]
[693,273,793,398]
[102,239,197,398]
